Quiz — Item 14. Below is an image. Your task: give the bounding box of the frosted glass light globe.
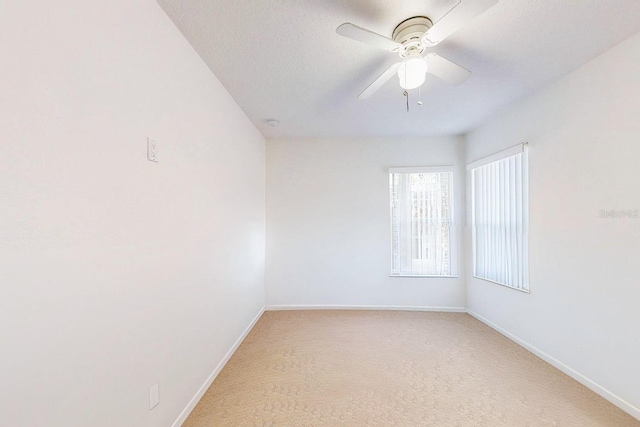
[398,56,428,90]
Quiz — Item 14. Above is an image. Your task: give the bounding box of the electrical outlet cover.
[147,138,158,163]
[149,384,159,410]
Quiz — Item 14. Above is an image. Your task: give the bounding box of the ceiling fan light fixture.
[337,1,495,99]
[397,56,428,90]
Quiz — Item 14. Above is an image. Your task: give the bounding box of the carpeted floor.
[183,310,639,426]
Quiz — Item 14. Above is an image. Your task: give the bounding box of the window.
[389,167,457,277]
[470,143,529,291]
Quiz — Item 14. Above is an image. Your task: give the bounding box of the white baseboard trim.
[171,307,265,427]
[467,310,640,421]
[265,304,466,312]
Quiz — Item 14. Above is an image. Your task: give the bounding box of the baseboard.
[171,307,265,427]
[467,310,640,421]
[265,304,466,312]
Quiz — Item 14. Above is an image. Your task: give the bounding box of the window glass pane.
[390,170,455,277]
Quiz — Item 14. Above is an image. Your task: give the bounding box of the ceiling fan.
[336,0,498,99]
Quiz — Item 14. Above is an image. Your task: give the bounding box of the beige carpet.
[183,311,639,426]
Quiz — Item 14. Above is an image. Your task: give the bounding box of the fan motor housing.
[392,16,433,55]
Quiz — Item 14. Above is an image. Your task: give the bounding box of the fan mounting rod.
[392,16,433,57]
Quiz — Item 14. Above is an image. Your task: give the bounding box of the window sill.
[472,276,530,293]
[390,275,459,278]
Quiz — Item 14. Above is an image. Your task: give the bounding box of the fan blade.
[421,0,498,47]
[358,62,402,99]
[337,23,401,52]
[425,53,471,86]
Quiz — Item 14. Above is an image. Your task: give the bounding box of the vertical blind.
[471,145,529,291]
[390,168,456,276]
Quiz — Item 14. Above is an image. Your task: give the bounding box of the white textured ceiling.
[158,0,640,138]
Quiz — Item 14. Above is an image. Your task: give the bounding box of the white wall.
[266,137,466,309]
[0,1,265,426]
[465,32,640,416]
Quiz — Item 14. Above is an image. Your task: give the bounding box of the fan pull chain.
[418,85,423,106]
[403,90,409,112]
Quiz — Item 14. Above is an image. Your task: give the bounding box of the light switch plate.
[149,384,159,410]
[147,138,158,163]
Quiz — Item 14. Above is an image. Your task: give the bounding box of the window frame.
[388,166,458,278]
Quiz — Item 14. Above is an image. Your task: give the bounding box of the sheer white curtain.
[390,167,455,276]
[471,145,529,291]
